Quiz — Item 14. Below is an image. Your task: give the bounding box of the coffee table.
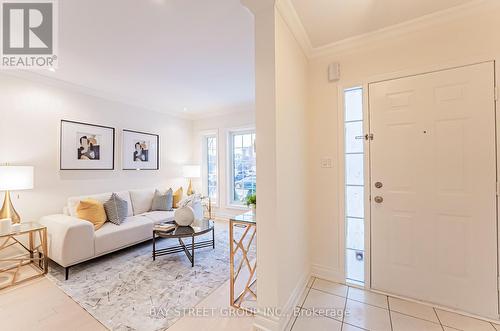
[152,219,215,267]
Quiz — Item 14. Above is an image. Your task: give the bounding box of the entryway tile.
[342,323,367,331]
[348,287,388,309]
[343,299,391,331]
[302,289,346,321]
[311,278,348,297]
[306,277,314,288]
[388,297,439,323]
[391,311,442,331]
[296,287,310,308]
[435,309,496,331]
[290,312,342,331]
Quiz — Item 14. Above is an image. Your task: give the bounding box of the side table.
[0,222,48,289]
[229,211,257,312]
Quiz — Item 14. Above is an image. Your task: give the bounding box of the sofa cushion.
[129,189,155,215]
[141,211,175,224]
[68,191,133,218]
[104,193,128,225]
[76,199,107,230]
[94,215,153,255]
[173,187,183,208]
[151,189,173,211]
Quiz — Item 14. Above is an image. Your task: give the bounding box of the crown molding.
[0,70,239,121]
[276,0,498,60]
[240,0,275,15]
[275,0,313,57]
[312,0,499,59]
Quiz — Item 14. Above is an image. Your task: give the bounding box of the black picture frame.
[122,129,160,170]
[60,120,115,170]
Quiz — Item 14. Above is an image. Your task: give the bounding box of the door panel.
[369,62,498,319]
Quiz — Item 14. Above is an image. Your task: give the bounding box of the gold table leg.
[229,220,257,313]
[0,227,49,290]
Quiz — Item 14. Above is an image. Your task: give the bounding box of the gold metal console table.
[0,222,48,289]
[229,211,256,312]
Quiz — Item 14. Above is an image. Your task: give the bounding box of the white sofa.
[39,188,202,279]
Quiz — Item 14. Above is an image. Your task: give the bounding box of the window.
[343,87,365,284]
[205,135,218,203]
[230,131,256,205]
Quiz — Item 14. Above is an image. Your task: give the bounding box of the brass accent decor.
[0,222,48,289]
[229,212,257,313]
[0,165,34,223]
[0,191,20,224]
[187,179,194,195]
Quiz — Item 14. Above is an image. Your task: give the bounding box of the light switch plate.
[321,158,333,168]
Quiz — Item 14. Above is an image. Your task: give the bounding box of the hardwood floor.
[0,277,106,331]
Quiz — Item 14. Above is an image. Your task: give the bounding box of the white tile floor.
[290,277,500,331]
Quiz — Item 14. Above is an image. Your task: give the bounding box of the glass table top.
[230,211,256,224]
[0,222,45,237]
[154,219,214,237]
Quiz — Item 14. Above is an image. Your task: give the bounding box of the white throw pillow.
[129,189,155,215]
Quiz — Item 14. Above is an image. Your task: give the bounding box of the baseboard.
[311,263,344,283]
[252,269,311,331]
[253,311,281,331]
[280,270,311,331]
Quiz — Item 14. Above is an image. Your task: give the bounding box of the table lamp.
[0,166,34,223]
[182,165,200,196]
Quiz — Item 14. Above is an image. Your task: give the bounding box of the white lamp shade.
[0,166,34,191]
[182,165,200,178]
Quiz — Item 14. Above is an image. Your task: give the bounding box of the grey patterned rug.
[46,221,235,331]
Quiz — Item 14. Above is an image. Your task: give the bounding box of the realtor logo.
[1,0,58,69]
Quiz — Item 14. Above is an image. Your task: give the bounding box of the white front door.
[369,62,498,319]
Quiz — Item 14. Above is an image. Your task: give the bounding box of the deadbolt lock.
[374,196,384,204]
[375,182,383,189]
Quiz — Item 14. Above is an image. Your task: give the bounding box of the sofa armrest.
[39,214,95,267]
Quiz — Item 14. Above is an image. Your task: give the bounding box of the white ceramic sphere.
[174,206,195,226]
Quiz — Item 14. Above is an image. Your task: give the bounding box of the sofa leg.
[65,267,69,280]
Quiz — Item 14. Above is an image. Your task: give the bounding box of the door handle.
[374,196,384,204]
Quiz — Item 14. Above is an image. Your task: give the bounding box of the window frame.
[201,130,219,207]
[227,127,256,208]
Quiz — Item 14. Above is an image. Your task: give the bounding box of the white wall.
[275,9,310,315]
[191,110,255,219]
[307,1,500,281]
[0,74,193,220]
[244,1,311,329]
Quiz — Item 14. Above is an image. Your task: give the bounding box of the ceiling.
[28,0,479,118]
[290,0,476,48]
[36,0,255,118]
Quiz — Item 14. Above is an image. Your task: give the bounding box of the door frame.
[337,58,499,316]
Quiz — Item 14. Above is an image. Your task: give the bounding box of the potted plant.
[246,194,256,214]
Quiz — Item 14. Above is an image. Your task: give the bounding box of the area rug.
[46,221,239,331]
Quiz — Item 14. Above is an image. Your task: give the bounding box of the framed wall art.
[122,129,159,170]
[60,120,115,170]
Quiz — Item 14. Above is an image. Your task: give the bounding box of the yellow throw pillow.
[172,187,183,208]
[76,198,107,230]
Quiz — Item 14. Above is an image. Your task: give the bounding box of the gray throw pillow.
[152,189,173,211]
[104,193,128,225]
